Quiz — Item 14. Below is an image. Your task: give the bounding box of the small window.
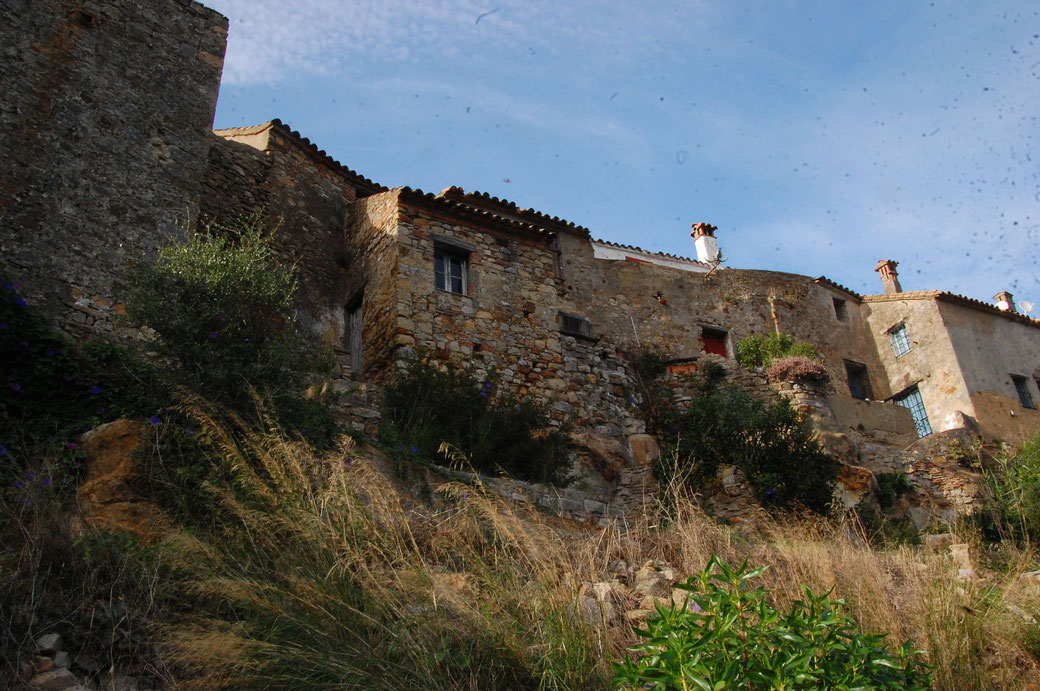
[893,385,932,438]
[344,291,363,373]
[435,246,468,295]
[832,297,848,322]
[701,327,728,357]
[1012,375,1036,409]
[844,360,873,400]
[559,312,593,339]
[889,322,912,357]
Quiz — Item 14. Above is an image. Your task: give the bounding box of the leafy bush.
[128,218,311,399]
[766,355,830,384]
[876,471,912,511]
[737,332,819,369]
[126,217,334,435]
[655,380,837,512]
[380,354,571,485]
[0,278,166,478]
[614,556,932,690]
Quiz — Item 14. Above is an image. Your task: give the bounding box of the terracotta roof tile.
[438,188,591,237]
[215,120,387,196]
[814,276,863,301]
[396,187,558,239]
[863,290,1040,329]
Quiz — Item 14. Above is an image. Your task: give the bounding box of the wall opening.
[892,384,932,437]
[844,360,873,400]
[1012,374,1036,409]
[832,297,848,321]
[345,291,363,374]
[700,327,729,357]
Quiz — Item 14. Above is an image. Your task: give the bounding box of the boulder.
[632,561,678,598]
[816,431,857,464]
[834,464,876,509]
[569,432,628,481]
[76,420,169,542]
[628,434,661,468]
[922,533,959,553]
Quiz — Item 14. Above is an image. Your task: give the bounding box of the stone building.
[3,0,1039,521]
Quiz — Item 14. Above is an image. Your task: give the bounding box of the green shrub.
[0,277,167,478]
[614,556,932,690]
[656,382,838,512]
[975,431,1040,542]
[876,471,912,511]
[380,354,571,485]
[126,217,334,436]
[737,332,819,369]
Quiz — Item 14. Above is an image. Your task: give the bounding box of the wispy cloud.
[203,0,710,85]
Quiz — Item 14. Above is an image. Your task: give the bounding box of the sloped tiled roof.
[393,187,558,240]
[439,187,591,238]
[214,119,387,196]
[814,276,863,301]
[863,290,1040,329]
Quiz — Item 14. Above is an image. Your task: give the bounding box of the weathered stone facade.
[3,0,1038,524]
[0,0,227,336]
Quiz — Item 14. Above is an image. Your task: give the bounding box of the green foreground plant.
[737,332,818,369]
[614,556,932,690]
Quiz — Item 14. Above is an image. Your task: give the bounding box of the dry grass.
[154,413,1040,689]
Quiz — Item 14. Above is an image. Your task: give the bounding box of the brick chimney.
[993,290,1017,313]
[691,222,719,263]
[873,259,902,294]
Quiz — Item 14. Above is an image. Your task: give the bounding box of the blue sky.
[203,0,1039,309]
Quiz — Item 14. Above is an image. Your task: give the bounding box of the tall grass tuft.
[160,410,610,689]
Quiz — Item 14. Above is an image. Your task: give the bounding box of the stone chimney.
[691,222,719,263]
[994,290,1017,313]
[873,259,902,294]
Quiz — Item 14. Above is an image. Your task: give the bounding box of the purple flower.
[45,348,55,356]
[149,415,162,426]
[68,442,78,449]
[14,296,27,308]
[40,477,51,488]
[26,473,35,481]
[96,407,105,415]
[0,445,6,456]
[208,332,218,340]
[410,446,418,453]
[90,386,102,395]
[480,391,488,397]
[10,383,21,392]
[12,480,25,490]
[2,282,11,290]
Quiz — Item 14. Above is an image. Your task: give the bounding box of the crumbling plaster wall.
[864,297,976,435]
[937,300,1040,443]
[0,0,227,334]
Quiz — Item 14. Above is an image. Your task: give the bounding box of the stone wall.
[344,191,402,379]
[556,232,888,400]
[386,193,645,437]
[208,122,385,347]
[0,0,227,335]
